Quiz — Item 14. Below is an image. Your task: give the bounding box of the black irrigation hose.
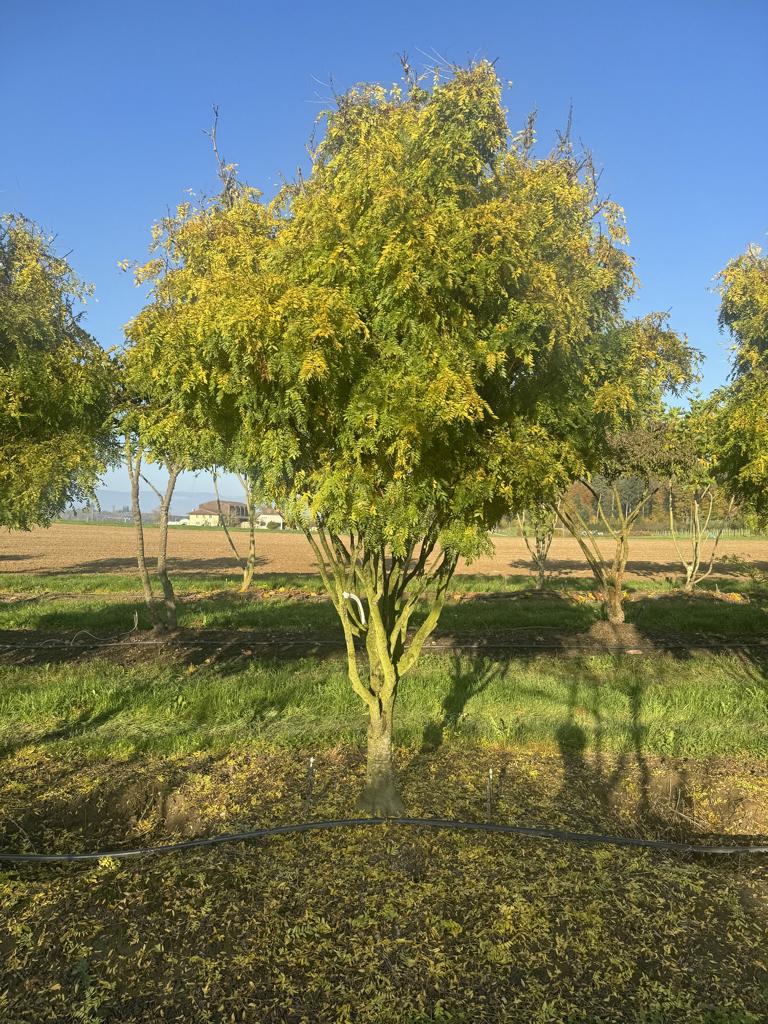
[2,816,768,864]
[1,635,767,654]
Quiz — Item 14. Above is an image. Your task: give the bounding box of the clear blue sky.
[3,0,767,500]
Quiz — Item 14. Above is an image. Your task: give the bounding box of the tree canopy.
[715,243,768,520]
[0,214,115,530]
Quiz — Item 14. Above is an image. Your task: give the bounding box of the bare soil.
[0,522,766,580]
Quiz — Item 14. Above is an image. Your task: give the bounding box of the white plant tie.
[342,591,366,626]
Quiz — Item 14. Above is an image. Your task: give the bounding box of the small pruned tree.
[123,438,182,631]
[0,214,115,529]
[667,401,736,592]
[118,344,214,632]
[557,307,700,618]
[558,314,697,623]
[517,503,559,590]
[559,467,653,625]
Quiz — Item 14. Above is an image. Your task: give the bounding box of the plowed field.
[1,522,765,581]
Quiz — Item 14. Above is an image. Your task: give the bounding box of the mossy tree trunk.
[603,577,625,624]
[362,693,401,816]
[303,526,457,816]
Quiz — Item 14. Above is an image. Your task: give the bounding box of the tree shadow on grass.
[413,638,760,837]
[552,667,661,828]
[506,554,768,581]
[419,653,500,753]
[626,590,768,640]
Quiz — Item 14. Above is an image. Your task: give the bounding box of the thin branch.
[213,469,245,571]
[139,473,163,501]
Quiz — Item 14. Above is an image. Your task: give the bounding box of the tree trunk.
[156,468,179,630]
[604,582,625,624]
[127,444,161,629]
[302,526,456,819]
[358,697,404,817]
[536,562,546,591]
[239,500,257,593]
[240,561,255,593]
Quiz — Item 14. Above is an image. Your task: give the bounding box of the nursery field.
[1,521,768,581]
[1,547,768,1022]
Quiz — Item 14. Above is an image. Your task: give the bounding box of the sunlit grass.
[2,651,766,762]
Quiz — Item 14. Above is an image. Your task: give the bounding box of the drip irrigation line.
[1,817,767,864]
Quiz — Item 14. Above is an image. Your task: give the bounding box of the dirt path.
[0,522,765,580]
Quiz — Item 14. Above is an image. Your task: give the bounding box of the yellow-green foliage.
[715,244,768,520]
[124,62,674,559]
[0,215,115,529]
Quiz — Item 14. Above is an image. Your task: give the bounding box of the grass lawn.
[2,652,768,762]
[1,572,768,1022]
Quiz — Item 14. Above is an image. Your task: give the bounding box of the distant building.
[188,499,248,527]
[241,505,286,530]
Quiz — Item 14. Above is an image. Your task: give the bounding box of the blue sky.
[3,0,767,502]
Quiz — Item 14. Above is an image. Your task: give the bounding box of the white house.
[188,499,248,527]
[240,505,286,530]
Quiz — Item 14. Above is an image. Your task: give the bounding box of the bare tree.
[669,485,735,592]
[559,477,652,623]
[125,438,181,631]
[559,424,676,624]
[517,503,559,590]
[213,468,261,592]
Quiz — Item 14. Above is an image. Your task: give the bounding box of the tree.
[0,214,115,529]
[118,341,217,632]
[559,423,671,622]
[557,315,696,623]
[517,503,559,590]
[123,111,276,613]
[213,466,262,592]
[667,401,735,592]
[126,62,672,813]
[715,243,768,521]
[123,440,182,631]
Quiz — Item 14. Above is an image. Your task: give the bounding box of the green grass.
[2,651,767,762]
[1,566,758,596]
[0,570,326,595]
